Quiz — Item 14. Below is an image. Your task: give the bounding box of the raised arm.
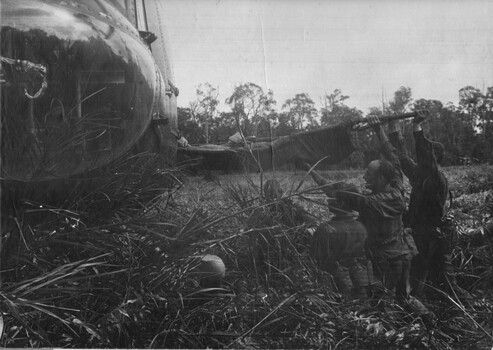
[412,116,449,224]
[388,120,418,181]
[366,115,404,191]
[367,115,398,165]
[413,116,439,176]
[300,162,356,199]
[300,162,337,198]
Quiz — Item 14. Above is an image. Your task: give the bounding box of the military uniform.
[336,141,416,298]
[312,214,373,299]
[338,187,416,298]
[389,130,464,298]
[306,120,432,321]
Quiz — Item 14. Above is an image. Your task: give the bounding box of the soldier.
[303,116,419,304]
[387,115,472,302]
[302,117,436,326]
[309,181,374,300]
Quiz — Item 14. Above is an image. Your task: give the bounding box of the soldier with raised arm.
[303,116,424,310]
[388,115,471,302]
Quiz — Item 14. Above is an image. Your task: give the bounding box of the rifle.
[351,110,429,131]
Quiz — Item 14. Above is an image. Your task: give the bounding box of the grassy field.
[165,164,493,349]
[1,164,492,348]
[178,164,493,230]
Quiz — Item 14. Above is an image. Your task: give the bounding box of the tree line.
[178,82,493,167]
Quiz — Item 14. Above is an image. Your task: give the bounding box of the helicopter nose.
[1,0,158,181]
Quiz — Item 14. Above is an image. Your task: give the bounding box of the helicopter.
[0,0,425,198]
[1,0,179,203]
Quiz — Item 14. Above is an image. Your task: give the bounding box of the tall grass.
[1,164,492,348]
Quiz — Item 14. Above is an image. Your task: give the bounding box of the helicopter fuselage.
[1,0,177,183]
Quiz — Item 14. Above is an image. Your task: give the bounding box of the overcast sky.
[159,0,493,113]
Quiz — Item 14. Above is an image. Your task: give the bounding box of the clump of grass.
[210,175,436,349]
[0,153,209,347]
[212,169,493,349]
[2,164,493,348]
[449,165,493,196]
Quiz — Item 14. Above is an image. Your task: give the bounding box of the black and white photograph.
[1,0,493,348]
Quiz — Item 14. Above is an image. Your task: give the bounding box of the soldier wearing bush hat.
[301,116,431,318]
[388,113,472,304]
[309,181,374,300]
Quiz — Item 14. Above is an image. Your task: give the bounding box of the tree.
[256,110,281,138]
[411,99,474,164]
[412,98,443,139]
[275,112,297,136]
[318,89,364,168]
[363,86,414,166]
[256,118,273,138]
[282,93,318,130]
[320,89,362,126]
[367,106,384,116]
[412,98,442,115]
[208,111,237,143]
[388,86,413,114]
[225,83,276,137]
[178,107,203,144]
[189,83,220,143]
[458,85,493,162]
[441,103,477,164]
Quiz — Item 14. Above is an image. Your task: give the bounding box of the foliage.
[208,111,238,144]
[225,83,276,137]
[2,165,493,348]
[364,86,489,166]
[320,89,363,127]
[178,82,493,165]
[458,86,493,162]
[189,83,220,143]
[388,86,413,115]
[275,112,298,136]
[414,102,478,166]
[282,93,318,130]
[178,106,203,144]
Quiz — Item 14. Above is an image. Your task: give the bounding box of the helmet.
[193,254,226,288]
